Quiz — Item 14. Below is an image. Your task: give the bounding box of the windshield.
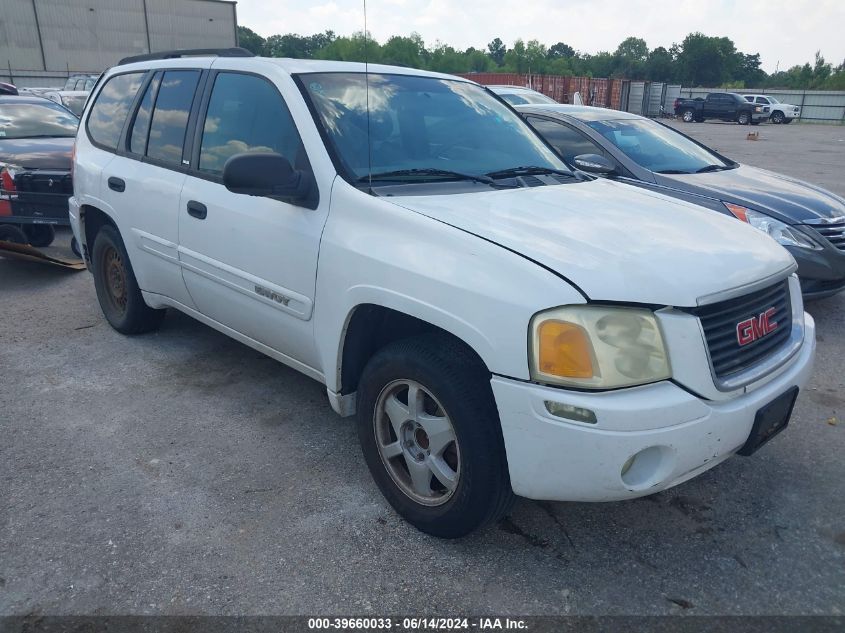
[585,118,731,174]
[768,96,780,104]
[0,102,79,139]
[300,73,567,183]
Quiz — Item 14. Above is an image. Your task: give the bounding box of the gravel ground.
[1,121,844,616]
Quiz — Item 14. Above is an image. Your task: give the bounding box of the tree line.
[237,27,845,90]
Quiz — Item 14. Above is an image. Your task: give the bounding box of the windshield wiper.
[357,168,497,186]
[485,165,573,179]
[655,169,693,174]
[696,164,729,173]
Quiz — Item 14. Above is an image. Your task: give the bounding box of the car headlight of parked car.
[724,202,820,249]
[529,306,671,389]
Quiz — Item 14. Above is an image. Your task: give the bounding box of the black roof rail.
[118,47,255,66]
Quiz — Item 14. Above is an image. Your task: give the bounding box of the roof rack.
[118,47,255,66]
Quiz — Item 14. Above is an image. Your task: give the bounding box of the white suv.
[70,49,816,538]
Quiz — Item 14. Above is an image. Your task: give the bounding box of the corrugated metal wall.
[680,87,845,123]
[0,0,236,86]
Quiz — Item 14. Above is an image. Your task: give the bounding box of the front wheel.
[783,118,794,124]
[91,224,165,334]
[681,109,695,123]
[356,334,514,538]
[771,111,785,124]
[738,112,751,125]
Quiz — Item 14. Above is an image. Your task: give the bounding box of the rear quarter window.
[86,72,145,150]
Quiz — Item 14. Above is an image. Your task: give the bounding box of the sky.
[235,0,845,73]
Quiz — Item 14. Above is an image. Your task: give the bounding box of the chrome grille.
[809,221,845,251]
[693,281,792,380]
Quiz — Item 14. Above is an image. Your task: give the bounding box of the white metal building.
[0,0,238,87]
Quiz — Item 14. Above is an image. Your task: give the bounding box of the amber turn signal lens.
[537,320,595,379]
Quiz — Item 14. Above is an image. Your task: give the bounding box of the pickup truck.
[744,94,801,124]
[675,92,767,125]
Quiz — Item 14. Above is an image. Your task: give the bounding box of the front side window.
[87,72,144,150]
[527,117,610,165]
[199,73,304,175]
[0,101,78,139]
[755,97,768,105]
[300,73,565,182]
[146,70,200,165]
[586,118,731,174]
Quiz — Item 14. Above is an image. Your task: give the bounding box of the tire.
[681,109,695,123]
[22,224,55,247]
[737,111,751,125]
[784,118,794,124]
[356,333,514,538]
[771,111,785,124]
[91,224,165,334]
[0,224,27,244]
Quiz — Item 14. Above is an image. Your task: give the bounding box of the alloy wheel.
[373,379,461,506]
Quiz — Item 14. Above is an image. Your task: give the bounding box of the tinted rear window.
[87,72,144,150]
[146,70,200,165]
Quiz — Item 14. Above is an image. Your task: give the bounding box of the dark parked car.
[518,104,845,299]
[675,92,767,125]
[0,96,78,248]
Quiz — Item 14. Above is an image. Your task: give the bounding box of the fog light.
[544,401,597,424]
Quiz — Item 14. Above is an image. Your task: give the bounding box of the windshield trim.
[293,71,571,189]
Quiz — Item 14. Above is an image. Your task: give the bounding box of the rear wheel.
[0,224,27,244]
[681,109,695,123]
[738,111,751,125]
[356,334,514,538]
[91,224,165,334]
[771,111,785,124]
[22,224,55,247]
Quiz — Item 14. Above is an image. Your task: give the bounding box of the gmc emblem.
[736,308,778,346]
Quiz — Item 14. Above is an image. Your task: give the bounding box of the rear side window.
[128,74,161,155]
[198,72,304,175]
[87,72,144,150]
[146,70,200,165]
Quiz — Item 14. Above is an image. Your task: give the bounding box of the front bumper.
[492,313,815,502]
[788,240,845,299]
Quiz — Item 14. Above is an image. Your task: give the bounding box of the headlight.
[724,202,819,249]
[529,306,671,389]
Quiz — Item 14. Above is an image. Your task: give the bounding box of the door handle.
[187,200,207,220]
[107,177,125,192]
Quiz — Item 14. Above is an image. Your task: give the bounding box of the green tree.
[236,25,265,55]
[547,42,575,60]
[615,36,648,62]
[487,38,507,66]
[381,34,426,67]
[503,39,528,73]
[645,46,675,81]
[675,32,741,86]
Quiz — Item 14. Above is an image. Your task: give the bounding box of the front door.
[177,71,329,368]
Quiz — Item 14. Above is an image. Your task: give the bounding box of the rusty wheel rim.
[101,245,128,315]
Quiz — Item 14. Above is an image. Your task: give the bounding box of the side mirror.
[223,152,316,207]
[572,153,617,176]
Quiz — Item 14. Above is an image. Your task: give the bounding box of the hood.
[0,136,74,171]
[384,178,795,307]
[656,164,845,224]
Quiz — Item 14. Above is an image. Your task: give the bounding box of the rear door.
[100,65,205,306]
[176,68,330,368]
